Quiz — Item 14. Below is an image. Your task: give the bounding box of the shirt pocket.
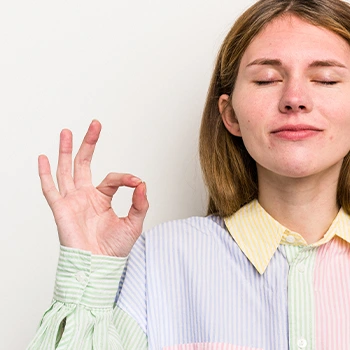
[163,343,263,350]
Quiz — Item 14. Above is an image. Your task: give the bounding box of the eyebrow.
[246,58,282,67]
[246,58,347,69]
[309,60,346,68]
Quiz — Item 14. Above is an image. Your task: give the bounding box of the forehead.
[240,15,350,66]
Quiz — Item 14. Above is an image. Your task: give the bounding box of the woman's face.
[220,15,350,180]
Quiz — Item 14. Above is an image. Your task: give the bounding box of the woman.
[28,0,350,349]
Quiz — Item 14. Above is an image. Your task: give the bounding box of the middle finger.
[73,120,102,188]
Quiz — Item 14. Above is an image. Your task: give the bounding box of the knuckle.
[74,156,90,167]
[104,172,116,185]
[56,168,68,177]
[41,185,54,198]
[105,172,125,184]
[106,172,116,180]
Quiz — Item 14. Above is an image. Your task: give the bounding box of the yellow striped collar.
[224,200,350,275]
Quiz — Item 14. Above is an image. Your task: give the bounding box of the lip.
[271,124,323,141]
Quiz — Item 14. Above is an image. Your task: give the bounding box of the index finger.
[73,120,102,187]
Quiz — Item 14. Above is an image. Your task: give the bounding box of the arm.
[27,247,147,350]
[28,121,149,349]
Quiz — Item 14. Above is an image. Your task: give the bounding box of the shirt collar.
[224,200,350,275]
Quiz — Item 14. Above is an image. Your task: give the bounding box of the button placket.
[297,338,307,348]
[297,263,305,273]
[285,244,316,349]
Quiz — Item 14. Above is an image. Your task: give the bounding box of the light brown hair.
[199,0,350,217]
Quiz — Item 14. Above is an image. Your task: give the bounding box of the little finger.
[38,155,62,207]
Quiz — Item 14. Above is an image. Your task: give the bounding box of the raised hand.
[38,120,148,257]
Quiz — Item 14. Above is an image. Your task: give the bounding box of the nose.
[278,80,313,114]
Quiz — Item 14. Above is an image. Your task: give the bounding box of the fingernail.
[143,181,147,197]
[131,176,142,184]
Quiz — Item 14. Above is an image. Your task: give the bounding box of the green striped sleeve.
[27,246,148,350]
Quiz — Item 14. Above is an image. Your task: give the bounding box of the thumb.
[128,182,149,227]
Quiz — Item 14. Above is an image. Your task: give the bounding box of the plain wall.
[0,0,256,348]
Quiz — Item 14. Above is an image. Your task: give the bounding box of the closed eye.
[254,80,281,86]
[313,80,338,85]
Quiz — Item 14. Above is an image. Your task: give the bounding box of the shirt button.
[297,264,305,273]
[286,235,295,244]
[297,338,307,348]
[75,271,87,284]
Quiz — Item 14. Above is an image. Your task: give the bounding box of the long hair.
[199,0,350,217]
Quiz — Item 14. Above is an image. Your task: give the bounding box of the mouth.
[271,124,323,140]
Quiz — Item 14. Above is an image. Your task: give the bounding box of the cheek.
[319,103,350,142]
[234,107,263,137]
[233,92,270,127]
[235,114,268,157]
[237,121,268,162]
[231,85,277,144]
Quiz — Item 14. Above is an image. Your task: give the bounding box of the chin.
[256,153,345,181]
[258,161,319,180]
[284,163,316,177]
[269,161,343,180]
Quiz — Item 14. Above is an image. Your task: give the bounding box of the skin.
[219,15,350,243]
[40,15,350,254]
[38,120,149,256]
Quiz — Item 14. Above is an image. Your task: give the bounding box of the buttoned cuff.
[53,245,127,309]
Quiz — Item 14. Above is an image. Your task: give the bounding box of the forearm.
[27,246,147,350]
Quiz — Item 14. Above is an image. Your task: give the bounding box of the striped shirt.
[28,200,350,350]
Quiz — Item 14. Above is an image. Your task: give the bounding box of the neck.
[258,166,341,244]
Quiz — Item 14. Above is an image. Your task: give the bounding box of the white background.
[0,1,256,348]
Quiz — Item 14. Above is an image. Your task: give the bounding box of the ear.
[218,94,242,137]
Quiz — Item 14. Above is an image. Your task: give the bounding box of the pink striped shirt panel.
[314,236,350,349]
[163,343,263,350]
